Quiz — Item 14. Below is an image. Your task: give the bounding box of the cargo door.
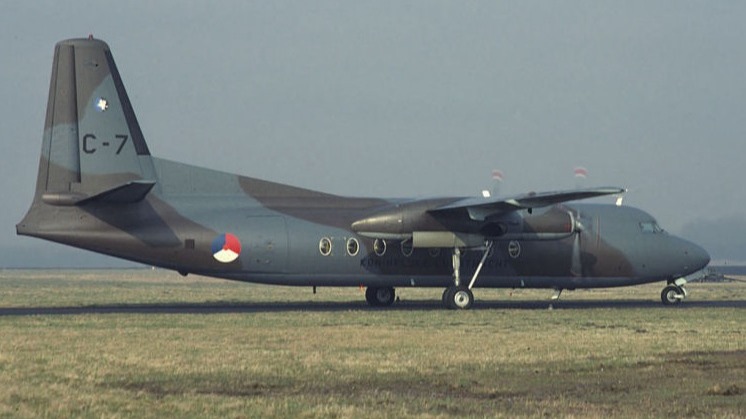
[244,216,288,273]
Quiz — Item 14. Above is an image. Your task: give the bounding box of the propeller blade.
[570,214,584,276]
[571,230,582,276]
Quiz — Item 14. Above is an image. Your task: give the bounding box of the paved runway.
[0,298,743,316]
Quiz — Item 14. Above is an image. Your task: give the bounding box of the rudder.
[35,37,155,206]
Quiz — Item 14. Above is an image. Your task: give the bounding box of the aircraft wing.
[429,187,625,221]
[351,186,626,242]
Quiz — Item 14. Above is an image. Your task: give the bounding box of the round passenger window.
[374,238,386,256]
[346,238,359,256]
[401,239,413,257]
[319,237,332,256]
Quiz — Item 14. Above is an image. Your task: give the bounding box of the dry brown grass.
[0,270,743,418]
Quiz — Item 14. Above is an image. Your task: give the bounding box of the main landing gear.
[442,242,494,310]
[661,278,688,305]
[364,242,494,310]
[365,286,396,307]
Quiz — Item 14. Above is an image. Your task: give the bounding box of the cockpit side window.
[639,221,664,234]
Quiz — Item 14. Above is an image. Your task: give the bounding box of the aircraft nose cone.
[642,236,710,279]
[684,240,710,273]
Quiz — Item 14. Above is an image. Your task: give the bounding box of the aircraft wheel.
[444,286,474,310]
[442,288,451,306]
[365,286,395,307]
[661,285,683,305]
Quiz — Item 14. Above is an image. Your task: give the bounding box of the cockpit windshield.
[639,221,665,234]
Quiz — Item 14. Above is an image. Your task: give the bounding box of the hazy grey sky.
[2,1,745,266]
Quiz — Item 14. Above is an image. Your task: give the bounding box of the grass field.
[0,269,743,418]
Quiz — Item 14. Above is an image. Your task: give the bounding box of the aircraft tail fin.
[32,37,156,206]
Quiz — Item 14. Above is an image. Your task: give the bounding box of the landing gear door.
[244,216,288,273]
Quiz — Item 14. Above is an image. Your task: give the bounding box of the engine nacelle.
[352,202,578,246]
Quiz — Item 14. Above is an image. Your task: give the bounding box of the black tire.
[442,287,451,306]
[661,285,682,305]
[365,286,395,306]
[444,286,474,310]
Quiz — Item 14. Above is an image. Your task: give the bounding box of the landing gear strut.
[442,242,493,310]
[661,278,688,305]
[365,286,395,307]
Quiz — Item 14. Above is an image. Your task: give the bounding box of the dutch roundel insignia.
[211,233,242,263]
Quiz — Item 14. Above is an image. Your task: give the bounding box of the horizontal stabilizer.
[430,187,625,221]
[42,180,156,206]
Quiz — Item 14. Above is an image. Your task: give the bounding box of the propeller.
[573,166,588,189]
[570,212,585,277]
[491,169,504,197]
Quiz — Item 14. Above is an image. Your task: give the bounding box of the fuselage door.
[243,216,288,273]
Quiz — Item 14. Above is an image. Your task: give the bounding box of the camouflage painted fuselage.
[17,38,709,294]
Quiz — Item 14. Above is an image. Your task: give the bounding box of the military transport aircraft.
[17,38,710,309]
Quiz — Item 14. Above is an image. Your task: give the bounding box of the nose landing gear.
[661,278,688,305]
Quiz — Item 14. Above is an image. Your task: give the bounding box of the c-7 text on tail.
[17,38,710,309]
